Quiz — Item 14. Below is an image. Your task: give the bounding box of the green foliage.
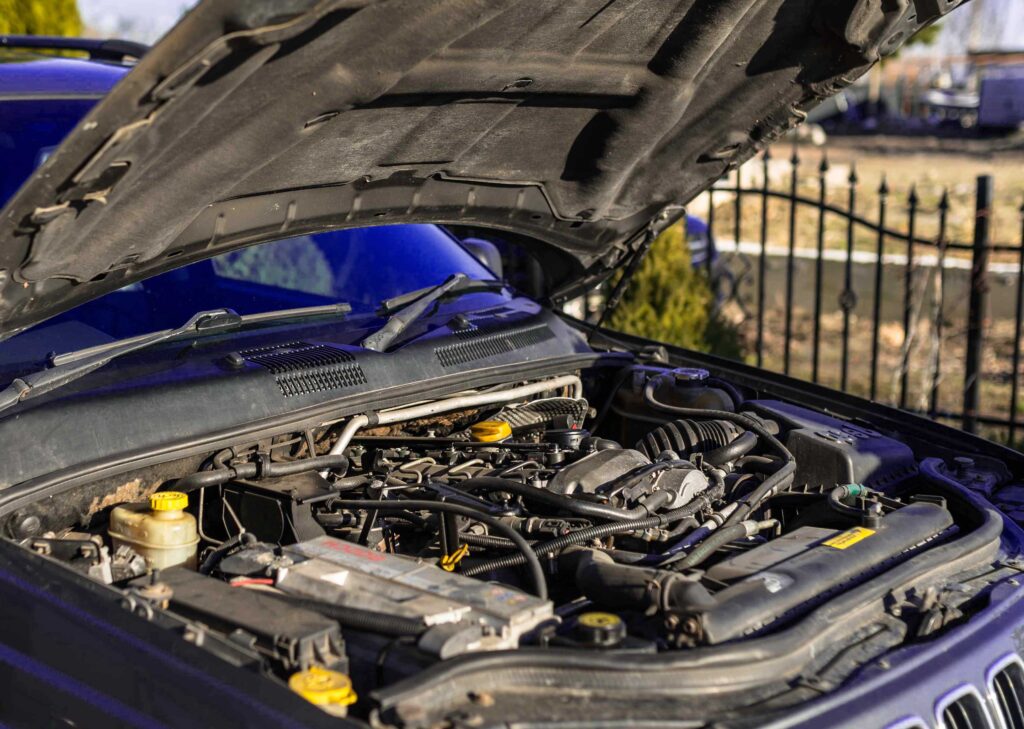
[905,22,941,48]
[607,222,743,360]
[0,0,82,36]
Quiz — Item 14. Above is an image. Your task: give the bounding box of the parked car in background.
[0,3,1021,728]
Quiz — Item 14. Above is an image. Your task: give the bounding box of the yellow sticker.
[823,526,876,550]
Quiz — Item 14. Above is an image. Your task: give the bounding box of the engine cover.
[746,400,917,490]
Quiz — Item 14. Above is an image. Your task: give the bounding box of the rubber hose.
[459,532,519,549]
[636,418,743,460]
[589,365,637,433]
[707,377,746,408]
[175,454,350,490]
[827,485,868,519]
[330,499,547,600]
[642,375,796,529]
[667,522,749,570]
[703,430,758,467]
[457,477,651,522]
[460,493,716,578]
[198,531,257,575]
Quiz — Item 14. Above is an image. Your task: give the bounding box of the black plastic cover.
[692,501,952,644]
[143,567,347,673]
[746,400,918,490]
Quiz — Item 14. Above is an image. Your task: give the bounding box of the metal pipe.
[325,375,583,465]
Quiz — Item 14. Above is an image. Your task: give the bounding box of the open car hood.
[0,0,962,338]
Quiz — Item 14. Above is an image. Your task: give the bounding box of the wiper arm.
[362,273,474,352]
[377,278,505,316]
[0,308,244,414]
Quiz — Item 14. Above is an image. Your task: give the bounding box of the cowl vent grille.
[435,323,554,367]
[240,342,366,396]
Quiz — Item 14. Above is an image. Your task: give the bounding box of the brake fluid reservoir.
[109,491,198,570]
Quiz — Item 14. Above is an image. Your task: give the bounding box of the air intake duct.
[636,418,743,460]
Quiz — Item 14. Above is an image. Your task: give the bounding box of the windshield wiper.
[362,274,467,352]
[0,309,244,413]
[0,303,339,414]
[362,274,504,352]
[50,302,352,368]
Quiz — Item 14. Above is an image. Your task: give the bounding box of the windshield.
[0,224,497,367]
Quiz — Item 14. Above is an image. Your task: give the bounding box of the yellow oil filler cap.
[149,491,188,512]
[470,420,512,442]
[289,667,357,715]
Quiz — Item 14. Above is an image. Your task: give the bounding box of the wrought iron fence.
[697,147,1024,444]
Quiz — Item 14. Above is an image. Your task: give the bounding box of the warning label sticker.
[823,526,876,550]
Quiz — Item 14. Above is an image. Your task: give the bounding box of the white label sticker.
[321,570,350,586]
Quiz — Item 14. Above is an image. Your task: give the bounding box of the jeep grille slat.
[941,692,991,729]
[992,662,1024,729]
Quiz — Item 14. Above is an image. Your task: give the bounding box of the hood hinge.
[586,205,685,341]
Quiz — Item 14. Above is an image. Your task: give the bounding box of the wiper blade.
[0,308,245,414]
[362,273,480,352]
[51,302,352,368]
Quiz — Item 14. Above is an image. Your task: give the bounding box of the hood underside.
[0,0,963,337]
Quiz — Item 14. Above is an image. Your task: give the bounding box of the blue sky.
[79,0,1023,53]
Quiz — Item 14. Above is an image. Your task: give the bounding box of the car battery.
[276,536,553,659]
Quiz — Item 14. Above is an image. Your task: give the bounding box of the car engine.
[15,364,1009,725]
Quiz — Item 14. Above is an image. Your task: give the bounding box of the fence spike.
[790,147,800,166]
[938,188,950,210]
[763,147,772,161]
[878,175,889,196]
[848,164,858,185]
[819,155,829,174]
[908,184,919,206]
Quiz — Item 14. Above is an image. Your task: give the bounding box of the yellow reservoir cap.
[289,667,357,710]
[149,491,188,512]
[470,420,512,442]
[577,612,622,629]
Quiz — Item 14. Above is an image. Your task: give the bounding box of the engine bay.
[11,363,1013,725]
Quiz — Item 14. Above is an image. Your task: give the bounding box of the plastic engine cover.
[746,400,917,490]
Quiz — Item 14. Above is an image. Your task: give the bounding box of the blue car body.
[0,9,1021,728]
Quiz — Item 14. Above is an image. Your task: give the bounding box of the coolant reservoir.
[612,366,736,445]
[109,491,198,570]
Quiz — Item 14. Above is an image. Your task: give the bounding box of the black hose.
[459,532,519,549]
[707,377,745,408]
[589,365,636,433]
[269,593,426,637]
[642,376,796,528]
[665,522,749,570]
[457,477,649,522]
[460,493,716,578]
[175,453,350,491]
[198,531,257,575]
[330,499,547,600]
[827,484,869,519]
[703,430,758,467]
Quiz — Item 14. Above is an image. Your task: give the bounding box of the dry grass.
[693,144,1024,261]
[701,142,1024,445]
